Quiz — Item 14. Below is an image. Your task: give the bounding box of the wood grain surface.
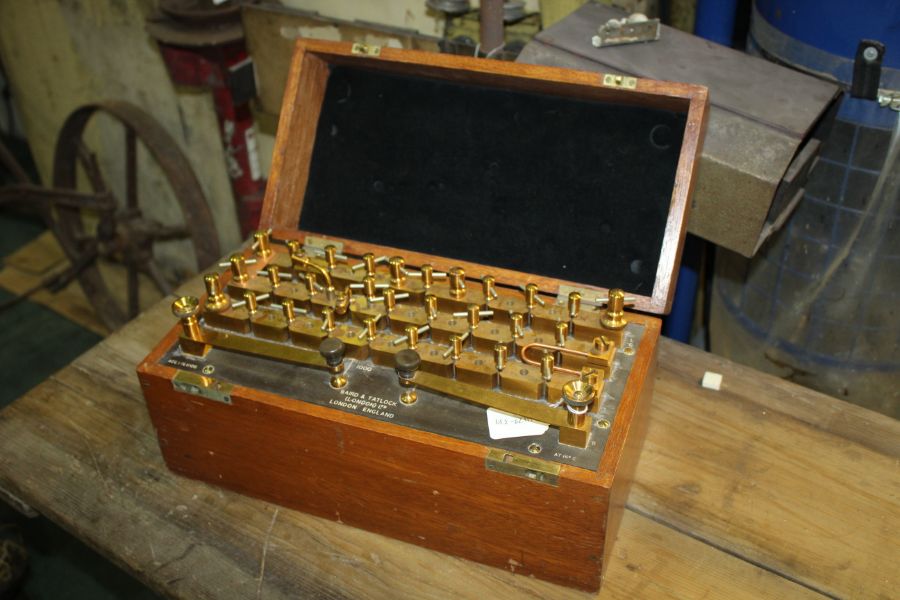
[0,274,896,599]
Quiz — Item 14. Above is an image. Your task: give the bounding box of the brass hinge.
[485,448,561,486]
[602,73,638,89]
[173,370,233,405]
[351,43,381,57]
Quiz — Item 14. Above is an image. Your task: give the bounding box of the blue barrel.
[710,1,900,417]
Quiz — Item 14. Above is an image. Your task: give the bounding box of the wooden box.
[138,39,707,592]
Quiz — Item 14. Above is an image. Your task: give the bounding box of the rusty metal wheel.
[52,101,220,330]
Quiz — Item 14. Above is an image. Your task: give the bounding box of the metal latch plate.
[173,370,233,404]
[485,448,561,486]
[351,43,381,56]
[602,73,638,89]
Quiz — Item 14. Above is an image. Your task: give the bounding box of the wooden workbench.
[0,276,896,599]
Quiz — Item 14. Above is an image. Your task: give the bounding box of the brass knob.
[319,337,347,389]
[395,349,421,405]
[321,307,336,333]
[284,239,302,257]
[383,288,397,312]
[448,267,466,299]
[229,254,249,283]
[363,316,378,341]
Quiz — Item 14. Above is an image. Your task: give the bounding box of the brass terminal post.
[601,288,628,330]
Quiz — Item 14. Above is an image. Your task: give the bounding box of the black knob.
[318,337,346,367]
[394,349,421,378]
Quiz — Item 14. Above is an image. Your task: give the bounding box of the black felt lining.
[299,65,686,293]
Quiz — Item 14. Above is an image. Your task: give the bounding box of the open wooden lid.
[260,39,708,314]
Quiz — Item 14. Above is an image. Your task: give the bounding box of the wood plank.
[0,295,823,598]
[630,341,900,598]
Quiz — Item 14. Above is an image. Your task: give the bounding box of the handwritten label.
[486,408,549,440]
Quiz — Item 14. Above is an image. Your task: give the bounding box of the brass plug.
[282,298,297,324]
[267,265,282,288]
[420,264,434,289]
[243,291,258,315]
[482,276,497,303]
[448,267,466,299]
[229,254,249,283]
[204,273,230,312]
[254,230,272,259]
[389,256,406,286]
[324,245,338,270]
[405,325,419,350]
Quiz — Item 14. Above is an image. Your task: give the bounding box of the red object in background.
[157,41,265,237]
